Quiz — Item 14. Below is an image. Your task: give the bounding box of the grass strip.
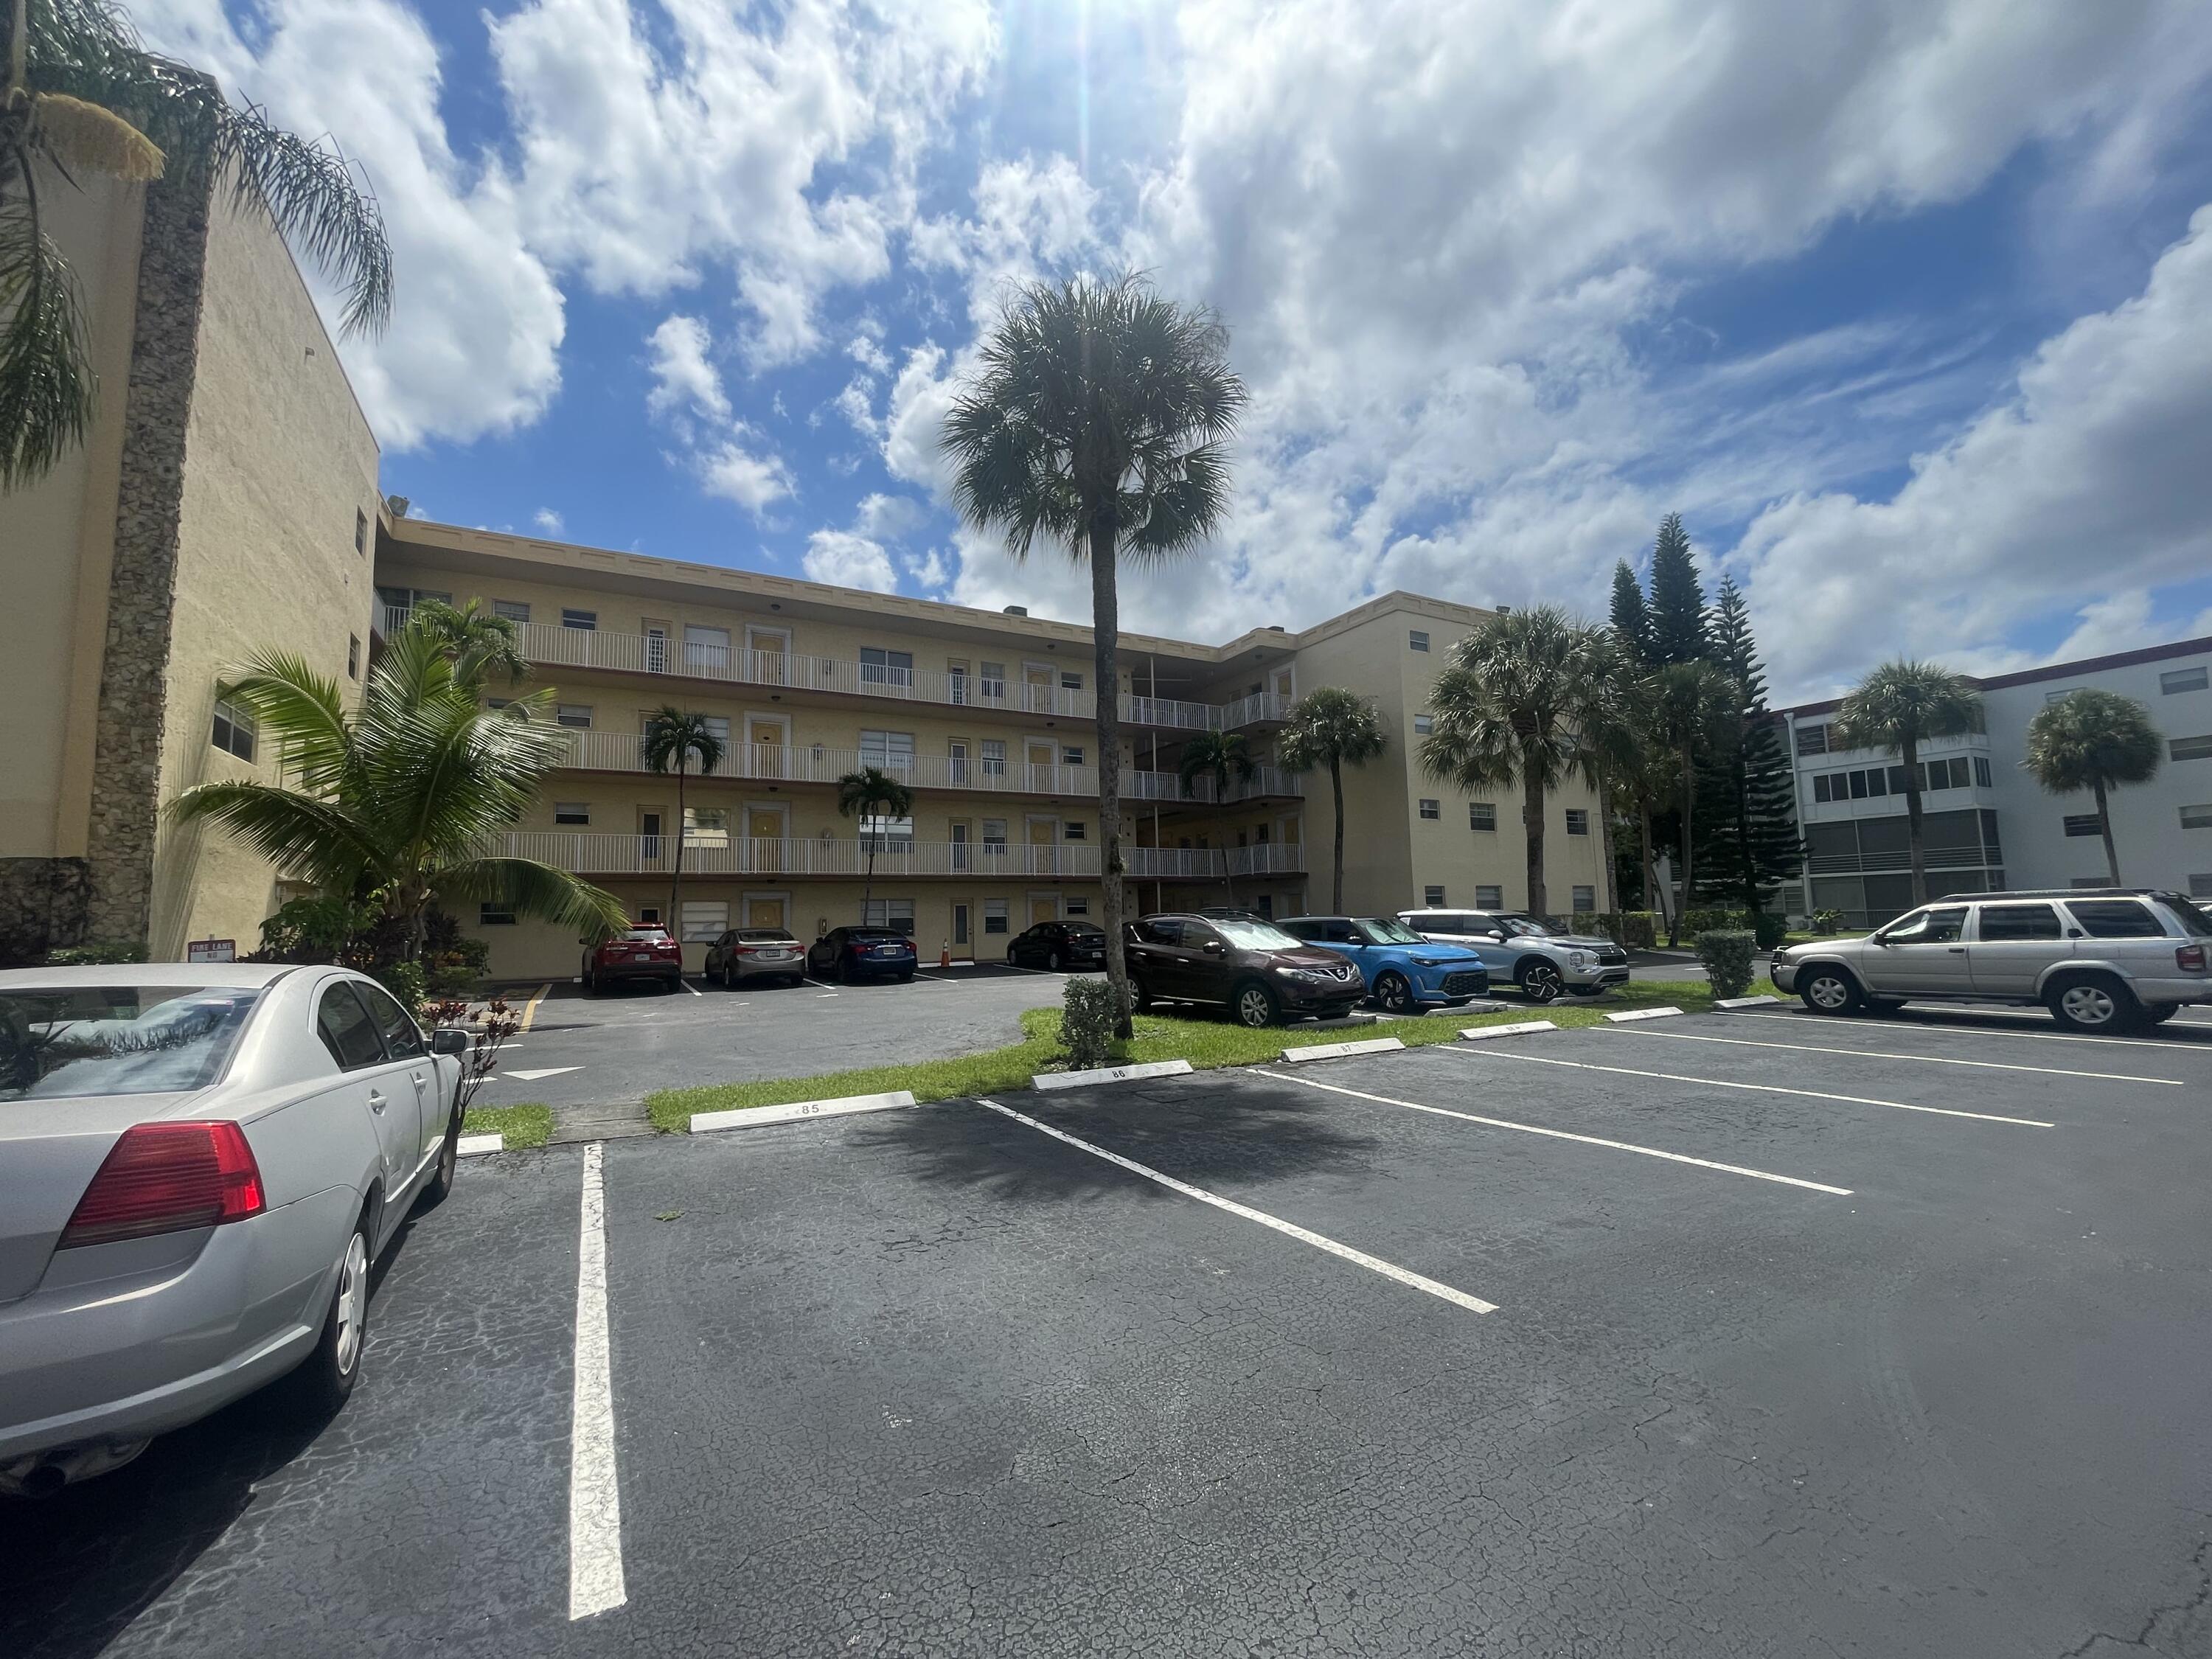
[644,978,1777,1132]
[462,1102,554,1150]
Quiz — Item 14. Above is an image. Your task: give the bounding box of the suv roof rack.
[1935,888,2160,901]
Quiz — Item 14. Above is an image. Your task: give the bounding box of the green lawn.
[644,977,1781,1132]
[462,1102,554,1150]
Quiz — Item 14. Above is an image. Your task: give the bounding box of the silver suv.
[1772,888,2212,1033]
[1399,908,1632,1003]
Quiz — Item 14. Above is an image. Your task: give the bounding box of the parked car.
[1281,916,1492,1013]
[1124,913,1366,1026]
[703,928,806,988]
[1398,908,1631,1003]
[582,925,684,993]
[1006,920,1107,971]
[1771,888,2212,1033]
[810,927,919,983]
[0,964,467,1497]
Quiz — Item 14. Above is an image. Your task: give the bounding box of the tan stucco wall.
[147,192,381,959]
[0,171,145,860]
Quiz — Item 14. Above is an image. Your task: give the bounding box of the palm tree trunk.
[2096,777,2121,884]
[1219,801,1239,908]
[1902,734,1927,905]
[669,759,688,933]
[1088,522,1133,1040]
[863,838,875,921]
[1597,775,1618,918]
[1523,769,1546,917]
[1330,757,1346,913]
[8,0,27,98]
[1641,796,1661,935]
[1674,745,1695,945]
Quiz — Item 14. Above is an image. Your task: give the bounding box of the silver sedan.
[0,963,465,1496]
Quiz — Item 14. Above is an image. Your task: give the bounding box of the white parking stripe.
[1610,1027,2185,1086]
[568,1143,626,1621]
[1267,1071,1853,1195]
[1434,1045,2053,1127]
[973,1098,1497,1315]
[678,977,704,997]
[1757,1008,2207,1051]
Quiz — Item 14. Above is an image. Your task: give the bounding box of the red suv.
[583,925,684,993]
[1125,912,1366,1026]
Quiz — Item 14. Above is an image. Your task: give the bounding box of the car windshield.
[1496,914,1557,937]
[618,928,669,942]
[1063,924,1105,939]
[0,986,262,1102]
[737,930,795,942]
[1357,919,1427,945]
[851,931,909,944]
[1212,917,1305,951]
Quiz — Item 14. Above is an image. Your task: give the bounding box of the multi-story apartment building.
[1777,635,2212,927]
[375,524,1611,978]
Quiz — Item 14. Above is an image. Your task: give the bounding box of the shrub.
[1750,911,1790,950]
[1567,911,1658,949]
[44,941,147,966]
[1694,929,1758,999]
[372,959,428,1014]
[1680,907,1754,936]
[1060,978,1119,1070]
[1812,908,1843,935]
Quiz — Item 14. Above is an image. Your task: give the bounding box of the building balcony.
[546,729,1301,806]
[497,832,1306,881]
[382,605,1283,730]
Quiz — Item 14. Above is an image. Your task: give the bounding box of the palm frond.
[433,856,629,937]
[166,780,384,890]
[220,647,352,788]
[0,169,95,490]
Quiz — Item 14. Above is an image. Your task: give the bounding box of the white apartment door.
[644,621,671,675]
[951,901,974,960]
[638,810,664,870]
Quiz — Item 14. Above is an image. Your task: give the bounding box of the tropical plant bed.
[461,1102,554,1151]
[643,979,1774,1133]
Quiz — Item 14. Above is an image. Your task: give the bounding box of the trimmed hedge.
[1694,930,1759,999]
[1060,978,1119,1070]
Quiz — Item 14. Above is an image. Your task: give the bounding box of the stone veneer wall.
[0,858,91,965]
[83,170,214,950]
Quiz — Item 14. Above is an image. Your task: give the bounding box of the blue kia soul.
[1280,917,1492,1014]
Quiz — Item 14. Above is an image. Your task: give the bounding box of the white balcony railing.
[498,832,1307,880]
[378,604,1282,729]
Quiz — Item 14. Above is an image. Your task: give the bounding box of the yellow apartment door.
[1025,739,1054,788]
[1028,816,1055,874]
[748,808,782,871]
[1271,667,1294,698]
[1029,895,1057,925]
[1023,664,1052,711]
[747,896,786,929]
[750,629,787,685]
[747,716,784,778]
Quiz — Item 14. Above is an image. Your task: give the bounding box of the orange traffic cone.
[939,941,952,967]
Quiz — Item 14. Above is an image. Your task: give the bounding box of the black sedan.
[807,926,919,983]
[1006,920,1107,971]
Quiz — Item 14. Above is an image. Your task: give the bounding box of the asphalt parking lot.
[10,1004,2211,1657]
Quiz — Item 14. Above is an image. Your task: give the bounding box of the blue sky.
[138,0,2212,701]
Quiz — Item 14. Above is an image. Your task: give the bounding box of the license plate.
[627,953,650,962]
[759,951,793,961]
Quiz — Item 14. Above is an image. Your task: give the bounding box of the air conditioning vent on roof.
[1004,605,1028,616]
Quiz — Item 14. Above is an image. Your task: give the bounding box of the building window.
[980,661,1006,700]
[1571,885,1596,913]
[479,901,515,926]
[2160,667,2208,695]
[554,802,591,826]
[2181,804,2212,830]
[556,703,592,728]
[1423,884,1446,906]
[1062,821,1087,840]
[1065,897,1091,917]
[982,819,1007,858]
[1795,723,1829,756]
[1062,746,1085,767]
[684,807,731,847]
[983,900,1009,935]
[1469,802,1496,832]
[860,646,914,688]
[2062,813,2104,838]
[1413,714,1433,735]
[1974,756,1992,787]
[1061,672,1082,692]
[1475,884,1503,909]
[860,813,914,851]
[493,599,531,625]
[2044,688,2079,705]
[978,740,1006,778]
[681,901,728,942]
[211,696,257,762]
[561,608,597,630]
[2191,873,2212,899]
[860,729,916,771]
[1408,630,1430,653]
[863,899,917,933]
[2171,735,2212,762]
[354,508,367,556]
[347,635,360,679]
[1419,799,1440,820]
[1565,808,1589,835]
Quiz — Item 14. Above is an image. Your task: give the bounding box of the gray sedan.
[0,963,465,1496]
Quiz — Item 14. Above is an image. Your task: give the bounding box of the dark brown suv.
[1125,913,1366,1026]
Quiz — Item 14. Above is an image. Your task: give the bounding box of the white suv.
[1399,909,1631,1003]
[1771,888,2212,1033]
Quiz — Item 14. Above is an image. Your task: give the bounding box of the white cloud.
[698,434,796,516]
[644,315,731,422]
[801,529,898,592]
[846,333,891,375]
[533,508,564,533]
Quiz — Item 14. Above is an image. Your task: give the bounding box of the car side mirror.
[1486,930,1507,942]
[1202,939,1226,955]
[430,1027,470,1056]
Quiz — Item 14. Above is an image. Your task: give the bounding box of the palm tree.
[942,271,1246,1039]
[1834,660,1984,905]
[2023,689,2163,885]
[4,0,392,489]
[641,708,726,937]
[1177,729,1256,908]
[836,766,915,924]
[1276,686,1387,912]
[411,598,529,688]
[1647,662,1734,945]
[169,622,624,959]
[1420,606,1611,919]
[1576,643,1648,920]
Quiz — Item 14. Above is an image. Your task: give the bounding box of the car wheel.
[2045,972,2140,1034]
[282,1212,370,1419]
[1132,977,1156,1012]
[582,967,597,995]
[899,970,915,983]
[1047,949,1065,971]
[1797,966,1863,1015]
[1233,980,1280,1029]
[1006,944,1019,966]
[1517,961,1565,1004]
[2143,1002,2181,1026]
[417,1107,462,1208]
[1373,970,1413,1015]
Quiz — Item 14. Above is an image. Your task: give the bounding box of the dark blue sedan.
[808,927,919,983]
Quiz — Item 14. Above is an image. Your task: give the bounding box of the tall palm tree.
[1834,660,1983,905]
[2022,689,2163,885]
[1177,729,1256,907]
[836,766,915,924]
[411,598,529,689]
[4,0,392,489]
[1647,662,1734,945]
[942,271,1246,1038]
[1419,606,1610,919]
[169,623,624,959]
[1276,686,1387,912]
[641,708,725,937]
